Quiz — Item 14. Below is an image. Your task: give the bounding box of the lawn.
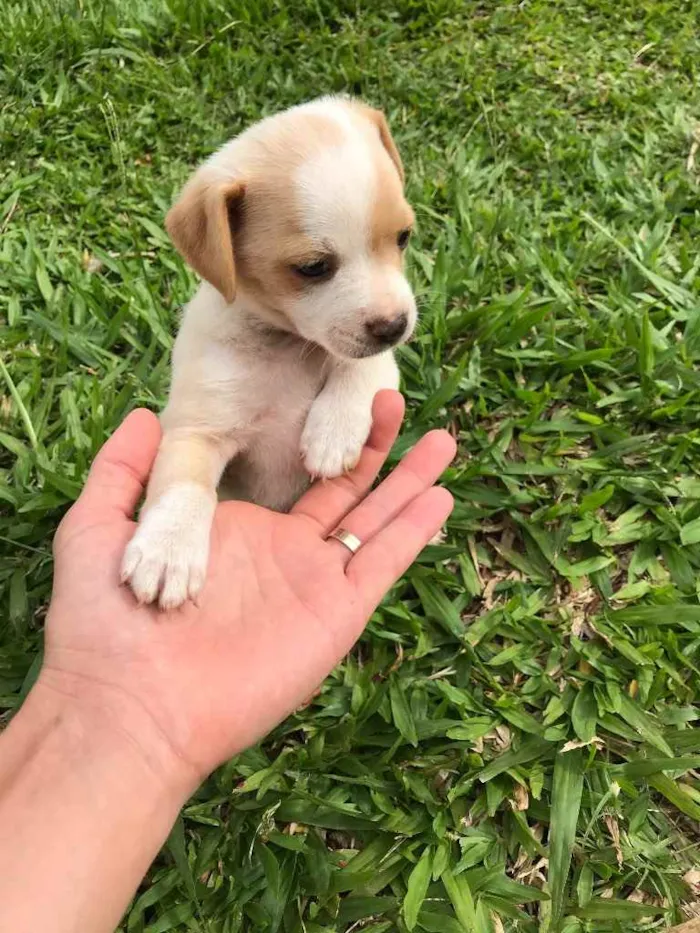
[2,0,700,930]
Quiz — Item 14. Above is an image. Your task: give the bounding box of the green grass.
[2,0,700,930]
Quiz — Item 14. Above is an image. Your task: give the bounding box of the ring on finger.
[326,527,362,554]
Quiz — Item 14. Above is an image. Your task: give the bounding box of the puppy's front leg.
[301,352,399,479]
[121,430,236,609]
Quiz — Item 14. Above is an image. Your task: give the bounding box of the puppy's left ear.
[363,107,405,185]
[166,173,245,304]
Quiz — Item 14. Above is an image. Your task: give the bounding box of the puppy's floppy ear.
[362,107,405,185]
[166,174,245,304]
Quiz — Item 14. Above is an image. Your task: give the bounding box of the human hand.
[38,390,455,793]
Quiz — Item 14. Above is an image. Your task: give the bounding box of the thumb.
[76,409,161,519]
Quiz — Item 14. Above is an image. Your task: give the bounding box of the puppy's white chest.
[248,341,327,430]
[219,343,327,510]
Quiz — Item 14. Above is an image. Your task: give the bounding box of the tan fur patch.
[166,178,244,303]
[235,104,413,305]
[347,101,405,182]
[231,112,346,312]
[370,150,414,267]
[166,100,413,323]
[145,431,232,504]
[343,101,414,268]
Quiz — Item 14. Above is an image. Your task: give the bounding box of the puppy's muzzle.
[365,312,409,348]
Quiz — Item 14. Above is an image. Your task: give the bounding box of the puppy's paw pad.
[120,485,214,610]
[121,529,208,610]
[301,429,366,479]
[302,446,363,479]
[300,402,372,479]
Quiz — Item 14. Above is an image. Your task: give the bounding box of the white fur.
[288,129,416,360]
[301,353,399,477]
[296,141,374,249]
[121,482,216,610]
[121,98,415,608]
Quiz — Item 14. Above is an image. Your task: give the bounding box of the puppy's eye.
[293,258,333,279]
[397,228,411,250]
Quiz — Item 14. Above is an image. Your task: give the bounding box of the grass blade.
[443,868,478,932]
[547,749,584,932]
[571,686,597,744]
[389,676,418,746]
[403,846,434,930]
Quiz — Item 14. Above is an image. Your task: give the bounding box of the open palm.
[41,391,455,785]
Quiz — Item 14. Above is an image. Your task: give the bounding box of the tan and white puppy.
[121,96,416,609]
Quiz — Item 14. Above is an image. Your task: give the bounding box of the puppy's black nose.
[366,313,408,346]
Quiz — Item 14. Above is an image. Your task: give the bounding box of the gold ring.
[327,528,362,554]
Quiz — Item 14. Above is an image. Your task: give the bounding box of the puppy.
[121,96,417,609]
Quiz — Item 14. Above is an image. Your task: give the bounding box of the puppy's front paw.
[120,484,215,610]
[300,402,372,479]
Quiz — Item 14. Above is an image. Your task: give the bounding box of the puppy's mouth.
[323,334,406,361]
[340,342,399,360]
[322,317,414,360]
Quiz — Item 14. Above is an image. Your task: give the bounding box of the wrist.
[11,671,199,806]
[0,672,196,933]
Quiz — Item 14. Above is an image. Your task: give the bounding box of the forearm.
[0,680,193,933]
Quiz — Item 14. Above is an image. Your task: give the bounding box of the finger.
[325,429,456,566]
[78,409,161,519]
[347,485,454,611]
[291,389,405,532]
